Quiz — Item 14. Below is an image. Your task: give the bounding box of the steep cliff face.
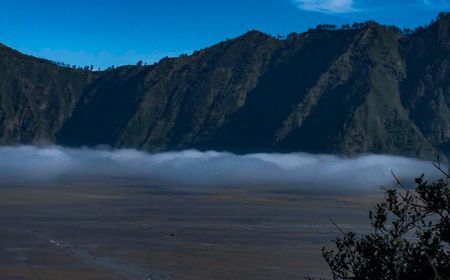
[400,12,450,156]
[203,23,444,158]
[206,28,360,152]
[0,14,449,159]
[121,31,281,150]
[0,44,94,144]
[57,31,280,150]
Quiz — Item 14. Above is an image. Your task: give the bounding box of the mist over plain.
[0,146,443,191]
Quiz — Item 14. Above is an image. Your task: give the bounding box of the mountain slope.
[0,13,450,159]
[400,12,450,156]
[0,44,95,144]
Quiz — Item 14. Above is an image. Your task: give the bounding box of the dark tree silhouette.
[323,166,450,280]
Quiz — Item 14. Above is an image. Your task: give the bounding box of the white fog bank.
[0,146,445,191]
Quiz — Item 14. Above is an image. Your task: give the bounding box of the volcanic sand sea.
[0,179,381,280]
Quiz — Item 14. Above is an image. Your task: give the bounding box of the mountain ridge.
[0,13,449,160]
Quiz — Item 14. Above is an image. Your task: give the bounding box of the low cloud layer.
[0,146,444,192]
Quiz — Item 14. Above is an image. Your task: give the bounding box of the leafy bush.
[323,166,450,280]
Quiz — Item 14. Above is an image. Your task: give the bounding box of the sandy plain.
[0,178,381,280]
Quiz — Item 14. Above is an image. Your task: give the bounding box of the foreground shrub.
[323,166,450,280]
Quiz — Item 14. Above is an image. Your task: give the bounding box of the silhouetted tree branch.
[323,166,450,280]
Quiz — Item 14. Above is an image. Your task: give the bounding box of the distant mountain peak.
[237,30,275,41]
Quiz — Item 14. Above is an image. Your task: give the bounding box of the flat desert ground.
[0,179,381,280]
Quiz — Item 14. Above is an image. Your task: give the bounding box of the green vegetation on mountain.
[0,13,449,159]
[0,44,95,144]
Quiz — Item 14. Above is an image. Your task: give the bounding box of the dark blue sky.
[1,0,448,68]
